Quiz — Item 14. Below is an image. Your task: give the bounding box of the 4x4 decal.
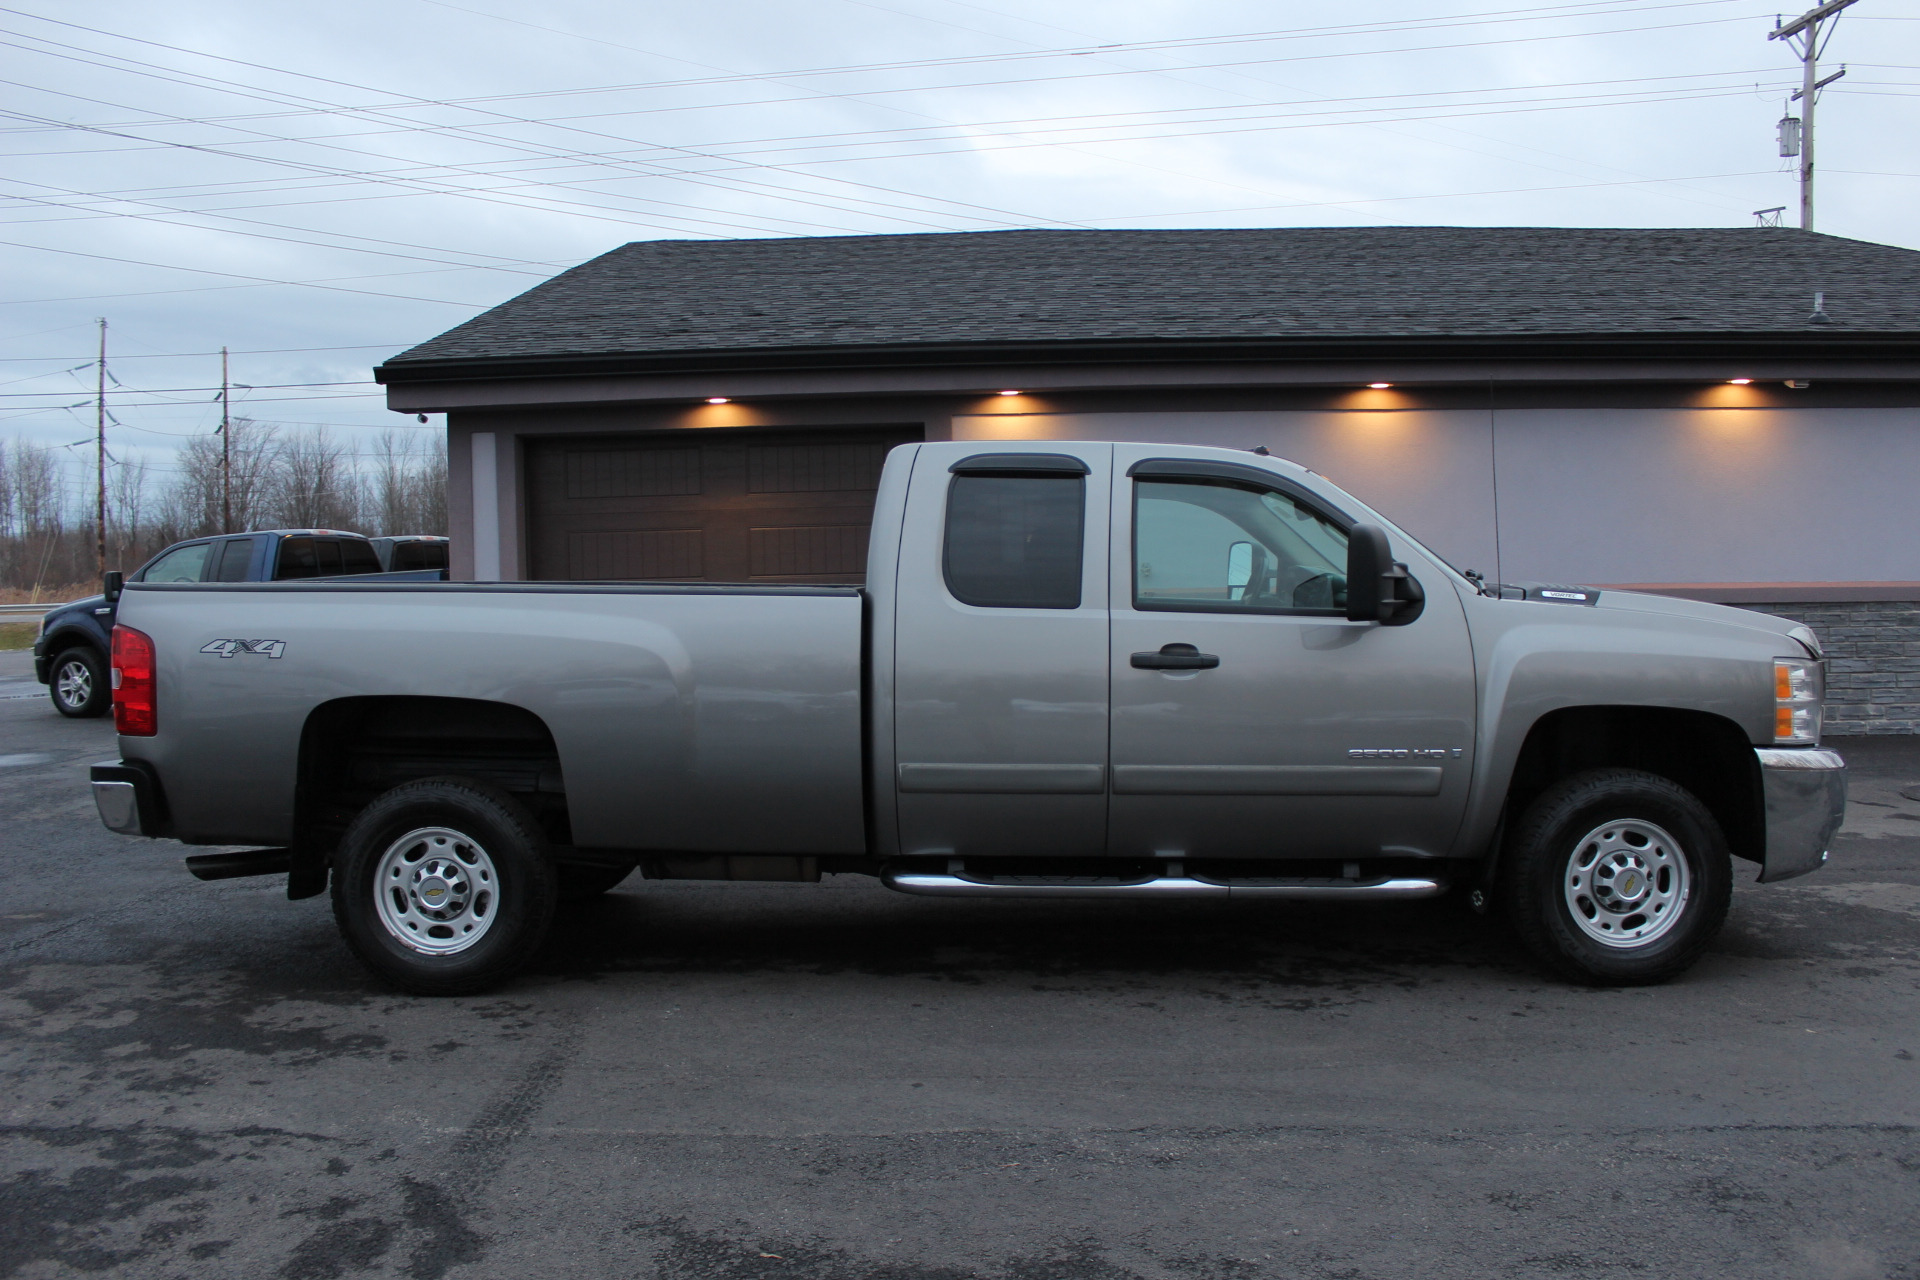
[200,638,287,659]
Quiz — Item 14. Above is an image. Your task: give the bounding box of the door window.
[139,542,213,583]
[1134,479,1348,614]
[943,474,1084,609]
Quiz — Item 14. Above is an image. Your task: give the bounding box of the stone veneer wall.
[1739,601,1920,735]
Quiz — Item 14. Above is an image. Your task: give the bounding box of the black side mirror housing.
[1345,524,1425,626]
[103,570,123,604]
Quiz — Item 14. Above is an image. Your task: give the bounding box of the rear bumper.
[91,760,167,837]
[1755,747,1847,883]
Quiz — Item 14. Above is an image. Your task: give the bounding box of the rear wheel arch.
[295,696,572,862]
[1500,705,1762,867]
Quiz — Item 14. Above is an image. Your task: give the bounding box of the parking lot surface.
[1,646,1916,1280]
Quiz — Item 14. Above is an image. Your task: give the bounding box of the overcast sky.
[2,0,1915,475]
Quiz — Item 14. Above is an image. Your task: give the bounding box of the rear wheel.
[49,647,109,718]
[331,779,557,995]
[1503,769,1731,986]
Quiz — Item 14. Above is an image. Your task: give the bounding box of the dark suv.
[32,530,387,718]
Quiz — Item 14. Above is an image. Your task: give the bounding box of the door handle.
[1131,643,1220,670]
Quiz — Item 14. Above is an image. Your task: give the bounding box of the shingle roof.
[379,227,1920,375]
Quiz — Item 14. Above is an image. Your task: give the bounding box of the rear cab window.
[213,538,256,582]
[391,541,448,572]
[943,458,1087,609]
[274,537,317,580]
[338,540,381,575]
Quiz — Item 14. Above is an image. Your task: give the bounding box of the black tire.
[556,862,635,902]
[1503,768,1731,986]
[48,647,109,718]
[330,778,558,996]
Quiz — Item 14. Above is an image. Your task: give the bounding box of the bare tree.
[1,420,446,591]
[366,430,447,535]
[163,417,283,538]
[107,454,150,569]
[2,440,70,597]
[270,427,362,531]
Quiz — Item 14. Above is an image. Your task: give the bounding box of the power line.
[0,343,418,363]
[0,0,1780,238]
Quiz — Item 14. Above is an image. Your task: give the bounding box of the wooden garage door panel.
[527,425,922,584]
[564,446,701,499]
[749,525,869,578]
[747,441,892,493]
[569,529,703,579]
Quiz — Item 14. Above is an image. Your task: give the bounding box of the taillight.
[112,624,157,736]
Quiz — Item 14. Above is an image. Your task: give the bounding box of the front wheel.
[1502,769,1731,986]
[331,779,558,995]
[49,647,109,718]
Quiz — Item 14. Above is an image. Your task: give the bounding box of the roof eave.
[374,330,1920,386]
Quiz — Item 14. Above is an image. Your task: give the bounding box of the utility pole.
[220,346,232,534]
[95,317,107,577]
[1771,0,1856,231]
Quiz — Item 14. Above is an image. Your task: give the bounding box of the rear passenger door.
[891,444,1111,858]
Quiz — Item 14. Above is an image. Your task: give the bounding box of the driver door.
[1107,449,1477,861]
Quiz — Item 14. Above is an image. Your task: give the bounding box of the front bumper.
[91,760,166,837]
[1755,747,1847,883]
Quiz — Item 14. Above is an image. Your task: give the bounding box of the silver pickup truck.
[90,441,1847,994]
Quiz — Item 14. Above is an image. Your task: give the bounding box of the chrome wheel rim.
[373,827,499,955]
[55,659,92,710]
[1564,817,1690,948]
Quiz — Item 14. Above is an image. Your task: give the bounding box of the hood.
[46,593,107,617]
[1596,590,1818,655]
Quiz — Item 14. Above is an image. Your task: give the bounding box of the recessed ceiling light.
[1726,378,1752,386]
[998,389,1021,396]
[706,396,730,404]
[1367,382,1392,389]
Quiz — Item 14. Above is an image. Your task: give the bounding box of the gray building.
[376,227,1920,732]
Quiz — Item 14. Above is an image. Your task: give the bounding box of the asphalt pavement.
[1,645,1915,1280]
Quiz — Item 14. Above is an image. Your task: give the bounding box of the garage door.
[525,425,923,584]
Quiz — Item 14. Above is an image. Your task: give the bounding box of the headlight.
[1774,659,1823,745]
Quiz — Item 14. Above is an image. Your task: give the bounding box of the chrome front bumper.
[1755,747,1847,883]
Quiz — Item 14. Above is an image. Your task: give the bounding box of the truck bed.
[118,581,867,853]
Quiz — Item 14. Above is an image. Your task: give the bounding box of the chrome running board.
[881,864,1446,901]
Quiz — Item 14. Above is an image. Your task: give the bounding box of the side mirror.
[103,570,123,604]
[1225,541,1254,601]
[1344,525,1425,626]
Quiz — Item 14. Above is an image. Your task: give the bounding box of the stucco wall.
[953,406,1920,587]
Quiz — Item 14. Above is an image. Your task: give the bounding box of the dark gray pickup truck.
[88,442,1846,994]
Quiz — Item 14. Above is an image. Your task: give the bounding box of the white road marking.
[0,752,53,767]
